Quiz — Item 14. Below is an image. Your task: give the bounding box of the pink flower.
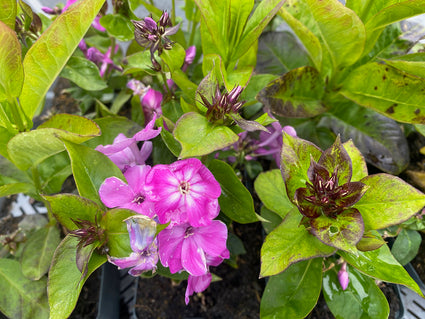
[338,262,349,290]
[96,133,151,172]
[255,121,297,165]
[141,89,163,125]
[108,215,158,276]
[127,79,150,96]
[185,273,211,304]
[99,165,155,218]
[145,158,221,227]
[86,46,122,77]
[95,115,161,171]
[157,220,229,276]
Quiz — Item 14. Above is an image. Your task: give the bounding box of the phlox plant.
[1,0,425,319]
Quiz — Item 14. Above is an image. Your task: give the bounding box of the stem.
[0,102,18,133]
[171,0,176,25]
[160,70,172,97]
[7,98,26,132]
[188,17,198,47]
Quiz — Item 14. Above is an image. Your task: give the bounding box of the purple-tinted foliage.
[99,165,156,218]
[145,158,221,227]
[108,216,158,276]
[157,220,229,276]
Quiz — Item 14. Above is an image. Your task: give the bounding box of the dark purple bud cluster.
[295,158,367,220]
[69,218,106,250]
[200,85,245,124]
[132,11,180,71]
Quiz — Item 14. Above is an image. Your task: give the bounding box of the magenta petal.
[182,237,207,276]
[193,220,228,257]
[144,17,157,31]
[95,134,135,155]
[99,177,134,208]
[185,195,212,227]
[124,165,151,193]
[142,89,163,111]
[133,113,161,141]
[92,15,106,32]
[185,273,211,305]
[158,226,185,273]
[184,46,196,65]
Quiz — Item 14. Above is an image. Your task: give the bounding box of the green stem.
[171,0,176,25]
[7,98,26,132]
[0,102,18,133]
[160,70,172,97]
[188,14,198,47]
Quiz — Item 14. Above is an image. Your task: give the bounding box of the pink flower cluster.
[97,116,229,304]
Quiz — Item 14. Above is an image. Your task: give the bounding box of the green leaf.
[261,206,283,234]
[256,31,311,75]
[48,235,106,319]
[0,259,49,319]
[100,14,134,42]
[19,0,106,119]
[160,126,181,157]
[280,0,365,73]
[0,21,24,100]
[278,5,322,72]
[37,151,72,194]
[21,225,61,280]
[319,102,409,174]
[63,140,125,205]
[383,53,425,79]
[257,66,327,118]
[174,112,239,158]
[363,1,425,55]
[391,229,421,266]
[341,63,425,124]
[60,56,108,91]
[43,193,102,230]
[261,208,335,277]
[0,182,35,197]
[342,140,368,182]
[8,114,100,170]
[100,208,135,257]
[355,174,425,230]
[260,259,323,319]
[0,0,17,29]
[310,208,364,255]
[233,0,285,62]
[123,50,154,75]
[207,159,258,223]
[339,244,423,297]
[279,133,322,203]
[161,42,186,73]
[323,264,390,319]
[254,169,295,218]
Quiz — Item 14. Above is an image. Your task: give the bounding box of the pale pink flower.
[145,158,221,227]
[108,215,158,276]
[157,220,229,276]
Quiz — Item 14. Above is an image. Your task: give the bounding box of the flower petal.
[182,237,207,276]
[157,226,185,273]
[193,220,228,257]
[99,177,134,208]
[185,273,212,305]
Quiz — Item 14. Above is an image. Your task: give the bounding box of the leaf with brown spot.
[257,66,327,118]
[341,62,425,124]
